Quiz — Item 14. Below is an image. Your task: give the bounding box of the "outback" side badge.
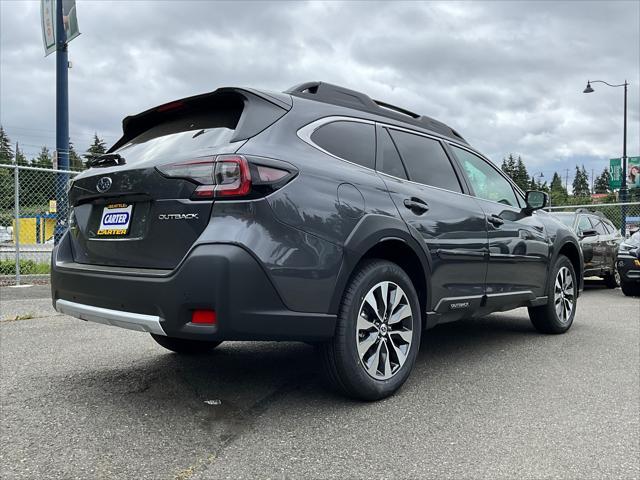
[158,213,199,220]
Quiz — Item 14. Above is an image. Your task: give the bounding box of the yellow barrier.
[12,217,56,244]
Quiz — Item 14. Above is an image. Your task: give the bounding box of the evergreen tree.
[593,167,612,194]
[501,154,517,179]
[14,143,28,166]
[33,147,53,168]
[84,133,107,164]
[530,175,538,190]
[0,126,14,165]
[513,156,529,191]
[69,140,84,171]
[0,127,14,214]
[572,165,591,198]
[550,172,567,205]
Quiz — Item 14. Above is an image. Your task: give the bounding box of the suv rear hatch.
[67,88,290,269]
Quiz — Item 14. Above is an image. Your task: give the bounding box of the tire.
[528,254,578,334]
[150,334,222,354]
[603,266,620,289]
[319,259,422,401]
[621,280,640,297]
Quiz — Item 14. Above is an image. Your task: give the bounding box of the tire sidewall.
[339,261,422,399]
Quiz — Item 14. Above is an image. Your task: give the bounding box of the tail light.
[156,155,295,200]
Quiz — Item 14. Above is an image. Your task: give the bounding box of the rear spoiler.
[108,87,292,152]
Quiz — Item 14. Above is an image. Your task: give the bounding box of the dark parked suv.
[52,82,584,400]
[550,210,623,288]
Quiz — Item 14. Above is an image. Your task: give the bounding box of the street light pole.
[583,79,629,235]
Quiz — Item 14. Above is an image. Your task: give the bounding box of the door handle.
[403,198,429,214]
[487,214,504,227]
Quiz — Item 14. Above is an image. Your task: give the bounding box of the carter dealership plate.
[97,203,133,236]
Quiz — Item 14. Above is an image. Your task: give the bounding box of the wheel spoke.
[366,339,384,377]
[357,311,377,333]
[389,304,410,325]
[389,328,412,344]
[387,335,406,365]
[364,291,383,322]
[379,282,389,318]
[358,331,378,356]
[382,341,392,378]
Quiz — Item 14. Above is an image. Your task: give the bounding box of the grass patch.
[0,259,50,275]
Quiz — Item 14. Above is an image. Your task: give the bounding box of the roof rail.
[285,81,466,143]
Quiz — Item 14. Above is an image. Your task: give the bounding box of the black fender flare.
[328,214,433,314]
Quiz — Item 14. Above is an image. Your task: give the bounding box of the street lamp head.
[583,81,594,93]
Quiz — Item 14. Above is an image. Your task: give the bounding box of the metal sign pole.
[14,166,21,286]
[54,0,69,244]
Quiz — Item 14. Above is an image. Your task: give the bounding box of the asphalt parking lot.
[1,282,638,480]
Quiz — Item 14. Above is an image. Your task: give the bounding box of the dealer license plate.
[97,203,133,236]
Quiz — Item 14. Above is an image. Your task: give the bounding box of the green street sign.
[610,156,640,190]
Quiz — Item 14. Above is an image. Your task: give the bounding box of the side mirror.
[524,190,548,212]
[579,229,598,238]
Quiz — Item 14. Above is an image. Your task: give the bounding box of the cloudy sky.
[1,0,639,185]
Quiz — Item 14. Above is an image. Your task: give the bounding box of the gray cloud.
[1,0,638,183]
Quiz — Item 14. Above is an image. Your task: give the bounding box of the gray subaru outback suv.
[52,81,583,400]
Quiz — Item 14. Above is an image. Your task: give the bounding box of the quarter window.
[388,129,462,192]
[452,146,519,207]
[310,121,375,169]
[592,219,608,235]
[577,216,592,233]
[377,128,407,179]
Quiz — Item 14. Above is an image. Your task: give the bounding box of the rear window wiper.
[87,153,126,168]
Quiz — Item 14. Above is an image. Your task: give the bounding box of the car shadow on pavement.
[57,312,542,407]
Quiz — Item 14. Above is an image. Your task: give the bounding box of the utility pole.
[565,168,570,193]
[54,0,69,244]
[591,168,594,195]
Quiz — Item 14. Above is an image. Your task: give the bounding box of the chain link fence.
[1,163,639,285]
[0,164,78,285]
[546,201,640,236]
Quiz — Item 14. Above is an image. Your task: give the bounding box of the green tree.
[0,126,14,165]
[33,147,53,168]
[550,172,567,205]
[0,127,14,220]
[69,140,84,171]
[572,165,591,198]
[83,133,107,165]
[593,167,612,194]
[513,156,530,191]
[501,154,517,179]
[14,143,28,166]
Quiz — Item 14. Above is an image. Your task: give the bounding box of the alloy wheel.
[554,266,575,324]
[356,281,413,380]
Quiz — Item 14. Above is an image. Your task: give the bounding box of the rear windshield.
[116,120,236,164]
[114,103,241,165]
[553,213,575,227]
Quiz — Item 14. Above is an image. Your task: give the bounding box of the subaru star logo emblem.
[96,177,112,193]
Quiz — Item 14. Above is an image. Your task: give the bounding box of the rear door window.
[311,121,375,169]
[388,129,462,192]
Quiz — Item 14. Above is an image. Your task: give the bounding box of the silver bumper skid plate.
[55,299,167,336]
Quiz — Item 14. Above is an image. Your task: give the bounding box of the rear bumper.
[51,233,336,341]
